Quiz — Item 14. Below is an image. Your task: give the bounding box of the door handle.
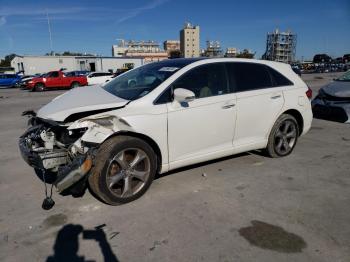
[271,94,281,99]
[222,104,235,109]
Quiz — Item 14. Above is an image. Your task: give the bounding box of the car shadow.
[155,150,267,180]
[46,224,119,262]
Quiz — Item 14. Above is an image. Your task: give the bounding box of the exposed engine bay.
[19,116,94,196]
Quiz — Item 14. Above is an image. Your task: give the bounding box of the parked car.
[15,75,36,88]
[312,70,350,123]
[87,72,114,86]
[0,73,22,88]
[65,71,90,77]
[19,58,312,206]
[313,54,332,63]
[26,70,88,91]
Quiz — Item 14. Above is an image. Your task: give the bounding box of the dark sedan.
[312,70,350,123]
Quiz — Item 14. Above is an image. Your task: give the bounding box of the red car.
[26,71,88,91]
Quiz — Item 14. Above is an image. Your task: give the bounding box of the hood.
[37,86,129,122]
[321,81,350,98]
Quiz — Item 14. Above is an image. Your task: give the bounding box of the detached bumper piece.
[55,153,93,194]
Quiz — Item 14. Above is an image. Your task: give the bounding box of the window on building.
[59,59,63,64]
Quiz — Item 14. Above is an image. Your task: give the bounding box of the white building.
[11,55,144,75]
[112,40,168,62]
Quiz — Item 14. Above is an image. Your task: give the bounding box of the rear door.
[226,62,287,146]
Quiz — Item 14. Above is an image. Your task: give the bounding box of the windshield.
[103,59,202,100]
[336,71,350,82]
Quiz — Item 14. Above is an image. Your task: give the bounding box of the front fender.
[68,115,133,144]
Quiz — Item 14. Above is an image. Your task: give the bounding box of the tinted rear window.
[267,67,293,86]
[226,62,273,92]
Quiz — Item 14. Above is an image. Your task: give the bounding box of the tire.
[265,114,299,158]
[70,82,80,88]
[88,136,157,205]
[34,83,45,92]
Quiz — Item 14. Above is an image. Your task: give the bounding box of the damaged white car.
[19,58,313,206]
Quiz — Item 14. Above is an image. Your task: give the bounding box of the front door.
[45,71,60,87]
[167,63,237,168]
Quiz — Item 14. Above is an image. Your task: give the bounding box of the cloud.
[0,16,6,26]
[0,6,85,17]
[115,0,170,24]
[0,1,170,26]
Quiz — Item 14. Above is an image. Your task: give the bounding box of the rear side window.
[226,62,273,92]
[267,67,293,86]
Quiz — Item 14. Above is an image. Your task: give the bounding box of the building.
[225,47,238,57]
[203,41,223,57]
[112,40,168,63]
[11,55,144,75]
[163,40,180,52]
[263,29,297,64]
[163,40,181,57]
[180,22,200,58]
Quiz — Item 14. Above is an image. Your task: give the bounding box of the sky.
[0,0,349,60]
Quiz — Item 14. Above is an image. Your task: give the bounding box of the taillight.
[306,87,312,100]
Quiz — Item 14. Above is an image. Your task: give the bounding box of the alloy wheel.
[106,148,150,198]
[274,120,297,156]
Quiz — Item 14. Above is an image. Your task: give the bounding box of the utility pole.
[46,9,53,55]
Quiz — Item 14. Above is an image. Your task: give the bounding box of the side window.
[226,63,273,92]
[50,72,59,78]
[267,67,293,86]
[172,63,229,99]
[155,87,173,104]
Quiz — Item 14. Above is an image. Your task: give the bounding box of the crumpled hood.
[321,81,350,98]
[37,86,129,122]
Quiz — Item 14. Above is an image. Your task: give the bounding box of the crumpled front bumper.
[19,136,43,169]
[19,126,93,194]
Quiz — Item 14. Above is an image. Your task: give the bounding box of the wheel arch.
[281,109,304,136]
[106,131,163,173]
[35,82,45,87]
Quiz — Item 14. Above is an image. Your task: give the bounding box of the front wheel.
[34,83,45,92]
[265,114,299,158]
[88,136,157,205]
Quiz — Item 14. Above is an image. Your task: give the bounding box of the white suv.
[19,58,313,205]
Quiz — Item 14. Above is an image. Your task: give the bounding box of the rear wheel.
[70,81,80,88]
[266,114,299,158]
[88,136,157,205]
[34,83,45,92]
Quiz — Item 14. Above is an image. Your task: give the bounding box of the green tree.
[0,53,17,67]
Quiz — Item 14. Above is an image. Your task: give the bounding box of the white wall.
[11,56,144,75]
[100,58,144,72]
[12,56,76,75]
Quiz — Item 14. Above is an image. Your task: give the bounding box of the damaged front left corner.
[19,113,133,198]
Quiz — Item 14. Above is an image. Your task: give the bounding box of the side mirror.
[174,88,195,103]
